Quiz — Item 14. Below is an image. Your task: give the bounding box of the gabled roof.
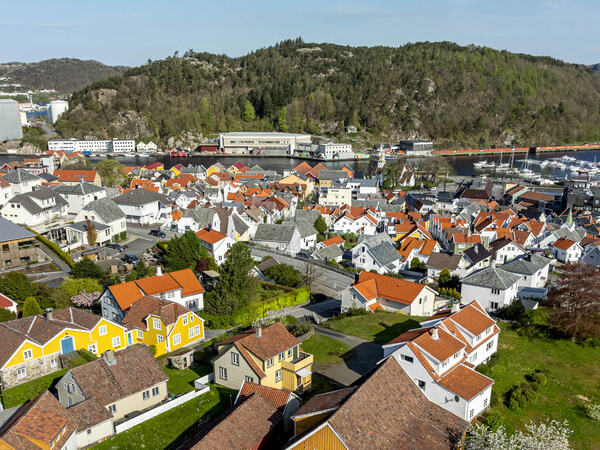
[551,237,577,250]
[8,189,68,215]
[196,228,227,245]
[426,252,463,270]
[436,364,494,401]
[2,169,40,184]
[53,181,104,196]
[54,169,98,183]
[254,224,298,243]
[368,241,400,266]
[292,387,357,418]
[353,271,427,305]
[236,381,295,414]
[122,296,196,330]
[113,188,168,206]
[320,235,345,247]
[463,243,491,265]
[500,254,551,276]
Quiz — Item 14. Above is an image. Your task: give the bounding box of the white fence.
[196,373,214,384]
[115,384,210,434]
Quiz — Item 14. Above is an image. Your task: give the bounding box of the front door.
[127,332,133,345]
[60,336,75,354]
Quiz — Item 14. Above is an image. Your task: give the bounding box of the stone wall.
[1,353,62,389]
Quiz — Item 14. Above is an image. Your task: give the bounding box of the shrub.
[532,371,548,386]
[72,259,104,280]
[496,300,526,321]
[0,308,17,322]
[285,315,298,325]
[149,344,157,356]
[584,402,600,421]
[292,323,314,337]
[484,412,503,431]
[120,231,127,241]
[78,348,98,362]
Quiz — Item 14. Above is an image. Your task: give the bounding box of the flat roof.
[220,132,311,138]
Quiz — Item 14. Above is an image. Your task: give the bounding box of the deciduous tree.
[72,258,104,280]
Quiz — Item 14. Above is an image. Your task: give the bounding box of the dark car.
[107,243,126,252]
[149,229,167,238]
[123,253,140,264]
[297,250,311,260]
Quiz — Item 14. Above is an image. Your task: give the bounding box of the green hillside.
[55,39,600,147]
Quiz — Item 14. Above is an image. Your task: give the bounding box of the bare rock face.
[167,131,205,149]
[502,130,518,147]
[96,88,118,106]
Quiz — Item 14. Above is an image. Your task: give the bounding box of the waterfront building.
[218,132,312,155]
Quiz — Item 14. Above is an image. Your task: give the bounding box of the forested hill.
[0,58,128,93]
[55,40,600,148]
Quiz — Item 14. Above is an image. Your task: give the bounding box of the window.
[491,288,500,295]
[87,429,92,436]
[16,368,26,379]
[108,404,116,414]
[486,341,494,351]
[152,386,159,396]
[469,408,475,419]
[219,367,227,380]
[266,358,274,368]
[99,325,107,336]
[172,333,181,346]
[23,349,33,360]
[88,344,97,354]
[231,352,239,366]
[275,369,282,382]
[189,327,195,339]
[137,330,143,340]
[190,315,194,322]
[417,380,426,391]
[157,335,163,343]
[490,302,499,310]
[401,354,414,363]
[278,352,285,361]
[153,318,161,330]
[112,336,121,348]
[50,357,58,367]
[194,325,200,336]
[142,390,150,400]
[287,349,292,358]
[245,376,254,383]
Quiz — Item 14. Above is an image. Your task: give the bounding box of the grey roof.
[348,178,378,187]
[231,214,249,235]
[3,169,40,184]
[182,208,216,227]
[38,173,59,182]
[555,226,587,242]
[83,197,125,223]
[294,209,321,224]
[8,189,68,214]
[461,266,521,289]
[463,244,491,265]
[288,218,317,238]
[357,233,394,248]
[368,242,400,266]
[426,253,463,270]
[66,220,110,233]
[254,224,298,243]
[113,188,168,205]
[0,218,35,243]
[256,256,280,272]
[318,170,349,181]
[53,182,105,196]
[314,245,343,261]
[501,254,551,276]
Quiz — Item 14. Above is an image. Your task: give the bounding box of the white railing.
[115,384,210,434]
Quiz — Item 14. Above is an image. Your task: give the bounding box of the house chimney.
[255,325,262,338]
[430,327,439,341]
[451,302,460,313]
[45,308,53,320]
[156,265,163,276]
[103,350,117,366]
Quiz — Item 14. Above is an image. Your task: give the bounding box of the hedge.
[27,228,75,269]
[200,287,310,329]
[2,369,68,408]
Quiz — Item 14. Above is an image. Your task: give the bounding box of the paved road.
[127,224,178,243]
[250,248,354,298]
[270,298,341,322]
[312,327,382,386]
[37,241,71,274]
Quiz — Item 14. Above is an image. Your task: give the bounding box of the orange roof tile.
[353,271,427,305]
[136,273,181,296]
[449,303,495,336]
[108,281,145,311]
[168,269,205,296]
[54,169,97,182]
[551,237,576,250]
[237,381,292,413]
[196,228,227,245]
[437,364,494,401]
[321,236,345,247]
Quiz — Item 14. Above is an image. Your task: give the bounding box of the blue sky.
[2,0,598,66]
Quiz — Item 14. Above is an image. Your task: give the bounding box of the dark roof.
[293,387,357,418]
[113,188,168,205]
[369,242,400,266]
[2,169,40,184]
[501,254,551,275]
[318,170,349,180]
[292,357,469,449]
[69,344,167,406]
[254,224,298,243]
[53,182,104,196]
[8,189,68,215]
[82,197,125,223]
[190,393,281,450]
[461,266,521,289]
[0,218,35,243]
[426,252,463,270]
[255,256,280,272]
[66,220,109,233]
[463,243,491,265]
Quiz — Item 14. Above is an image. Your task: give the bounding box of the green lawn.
[477,323,600,449]
[325,311,424,344]
[2,369,68,408]
[164,364,213,396]
[94,384,236,449]
[301,334,353,364]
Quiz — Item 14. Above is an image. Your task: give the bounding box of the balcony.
[281,352,313,372]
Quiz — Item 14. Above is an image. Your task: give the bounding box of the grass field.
[94,384,236,449]
[2,369,68,408]
[301,334,353,364]
[164,364,213,396]
[478,323,600,449]
[325,311,424,344]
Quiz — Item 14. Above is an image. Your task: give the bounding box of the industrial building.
[0,99,23,141]
[296,141,354,160]
[218,132,311,155]
[399,139,434,156]
[48,138,136,153]
[47,99,69,124]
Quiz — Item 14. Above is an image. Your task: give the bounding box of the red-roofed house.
[235,380,302,426]
[0,293,17,314]
[196,227,234,265]
[383,300,498,421]
[54,169,101,186]
[551,237,583,263]
[342,271,436,316]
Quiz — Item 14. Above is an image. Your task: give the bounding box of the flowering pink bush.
[71,291,101,308]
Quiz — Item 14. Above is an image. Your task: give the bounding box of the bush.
[78,348,98,362]
[496,300,526,321]
[61,278,103,297]
[506,371,548,410]
[438,287,461,302]
[120,231,127,241]
[28,229,74,269]
[285,315,298,325]
[584,402,600,421]
[0,308,17,322]
[149,344,157,356]
[292,323,314,337]
[484,412,504,431]
[72,258,104,280]
[263,264,303,287]
[532,371,548,386]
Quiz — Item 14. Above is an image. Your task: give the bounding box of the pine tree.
[277,106,289,131]
[22,297,42,317]
[313,216,328,234]
[243,100,256,122]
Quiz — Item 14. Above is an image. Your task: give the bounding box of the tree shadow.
[373,319,422,345]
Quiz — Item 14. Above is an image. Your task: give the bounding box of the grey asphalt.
[37,241,71,274]
[312,327,382,386]
[250,248,354,298]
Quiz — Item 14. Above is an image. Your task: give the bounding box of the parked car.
[297,250,311,260]
[107,243,126,252]
[149,229,167,238]
[123,253,140,264]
